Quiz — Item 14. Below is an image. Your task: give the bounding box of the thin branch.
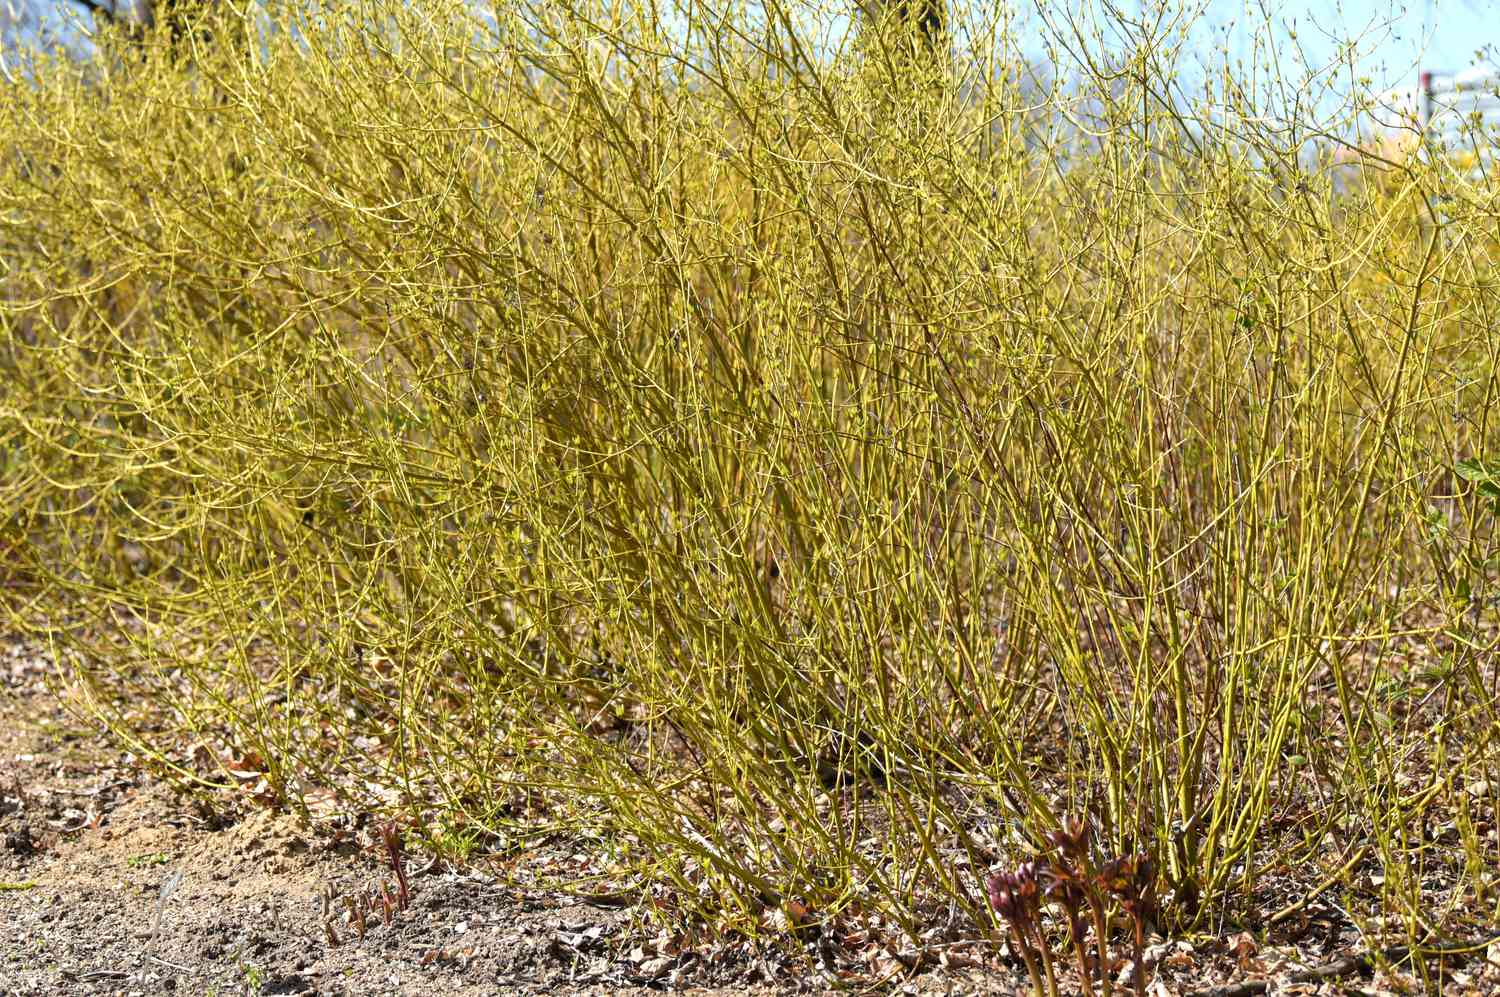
[65,0,124,26]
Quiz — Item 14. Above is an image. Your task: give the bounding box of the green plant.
[237,960,264,993]
[126,852,171,868]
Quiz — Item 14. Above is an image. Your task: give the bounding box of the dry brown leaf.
[1230,930,1259,967]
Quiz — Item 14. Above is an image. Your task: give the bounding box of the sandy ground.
[0,635,788,996]
[11,630,1496,997]
[0,635,1030,996]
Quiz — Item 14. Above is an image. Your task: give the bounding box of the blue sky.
[3,0,1495,91]
[1196,0,1495,88]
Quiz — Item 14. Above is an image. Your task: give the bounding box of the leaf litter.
[6,632,1500,995]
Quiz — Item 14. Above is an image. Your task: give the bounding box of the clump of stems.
[987,862,1057,997]
[987,818,1160,997]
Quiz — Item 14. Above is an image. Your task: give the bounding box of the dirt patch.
[0,636,779,996]
[12,630,1497,997]
[1,635,1031,996]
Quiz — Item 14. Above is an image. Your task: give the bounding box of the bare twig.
[146,869,183,954]
[75,970,128,981]
[147,954,194,973]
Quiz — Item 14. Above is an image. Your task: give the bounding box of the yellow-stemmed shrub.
[3,0,1499,947]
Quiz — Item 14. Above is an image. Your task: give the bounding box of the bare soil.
[8,630,1500,997]
[0,636,765,996]
[0,635,1024,996]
